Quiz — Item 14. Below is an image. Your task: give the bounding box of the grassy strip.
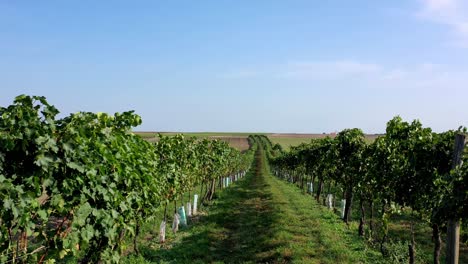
[270,167,468,262]
[123,147,387,263]
[122,149,273,263]
[260,150,384,263]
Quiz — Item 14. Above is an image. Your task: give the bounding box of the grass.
[123,147,386,263]
[120,137,468,264]
[289,179,468,264]
[385,213,468,264]
[259,150,383,263]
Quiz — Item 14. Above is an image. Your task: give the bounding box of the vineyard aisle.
[125,147,383,263]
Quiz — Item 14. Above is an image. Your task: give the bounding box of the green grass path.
[125,148,384,263]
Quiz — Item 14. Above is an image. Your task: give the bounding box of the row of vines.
[0,95,254,263]
[267,117,467,264]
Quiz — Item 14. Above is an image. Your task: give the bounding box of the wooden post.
[446,220,460,264]
[445,133,465,264]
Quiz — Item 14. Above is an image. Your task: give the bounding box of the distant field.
[134,132,265,138]
[268,134,333,150]
[268,137,314,150]
[133,132,381,151]
[213,136,251,151]
[268,133,381,150]
[133,132,256,151]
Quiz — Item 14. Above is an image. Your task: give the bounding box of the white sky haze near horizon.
[0,0,467,133]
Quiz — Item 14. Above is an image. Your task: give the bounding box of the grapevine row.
[0,95,254,263]
[269,117,467,264]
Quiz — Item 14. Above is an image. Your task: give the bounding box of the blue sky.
[1,0,467,133]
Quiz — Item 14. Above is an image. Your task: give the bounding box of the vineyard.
[0,95,467,263]
[0,95,254,263]
[268,120,468,264]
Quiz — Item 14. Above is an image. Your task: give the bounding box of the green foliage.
[125,140,385,263]
[0,95,59,263]
[0,95,253,263]
[270,115,467,262]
